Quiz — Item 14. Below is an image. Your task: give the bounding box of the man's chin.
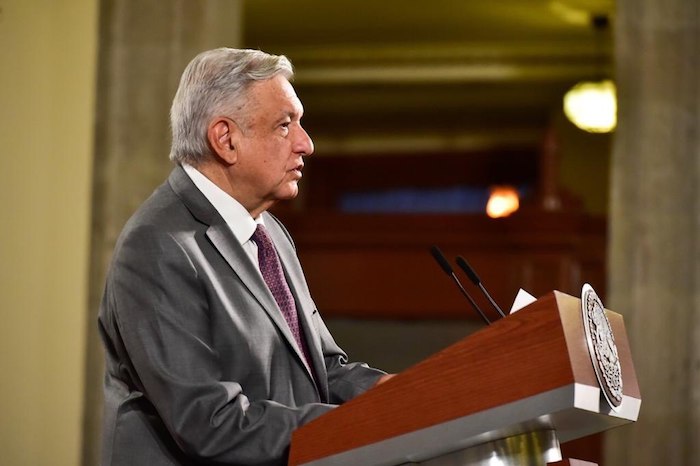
[275,184,299,202]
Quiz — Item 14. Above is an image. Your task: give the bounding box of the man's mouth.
[290,163,304,178]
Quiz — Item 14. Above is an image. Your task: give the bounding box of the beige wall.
[0,1,97,465]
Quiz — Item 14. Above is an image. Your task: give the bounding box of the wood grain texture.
[289,291,640,466]
[290,292,573,465]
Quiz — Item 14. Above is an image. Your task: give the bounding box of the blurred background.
[1,0,698,465]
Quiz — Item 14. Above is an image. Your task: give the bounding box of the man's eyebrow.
[275,112,295,124]
[282,107,304,121]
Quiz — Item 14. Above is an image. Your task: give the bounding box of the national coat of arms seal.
[581,284,623,410]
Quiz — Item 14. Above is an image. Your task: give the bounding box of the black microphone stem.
[478,282,506,318]
[456,256,507,318]
[450,273,491,325]
[430,246,491,325]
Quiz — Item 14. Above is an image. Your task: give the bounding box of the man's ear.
[207,117,239,164]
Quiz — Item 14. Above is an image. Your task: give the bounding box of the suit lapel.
[168,167,319,390]
[264,217,329,399]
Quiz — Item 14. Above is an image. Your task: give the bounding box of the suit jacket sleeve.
[315,313,386,404]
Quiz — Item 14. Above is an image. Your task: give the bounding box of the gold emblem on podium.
[581,284,623,410]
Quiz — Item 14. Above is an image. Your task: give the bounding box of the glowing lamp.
[486,186,519,218]
[563,79,617,133]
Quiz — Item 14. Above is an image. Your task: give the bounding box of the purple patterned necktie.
[251,224,313,371]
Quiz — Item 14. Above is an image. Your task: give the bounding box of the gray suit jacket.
[98,166,384,465]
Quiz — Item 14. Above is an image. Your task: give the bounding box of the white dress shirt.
[182,163,262,266]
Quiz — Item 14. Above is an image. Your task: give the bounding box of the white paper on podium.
[509,288,537,314]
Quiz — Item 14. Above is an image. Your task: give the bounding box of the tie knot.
[251,224,272,248]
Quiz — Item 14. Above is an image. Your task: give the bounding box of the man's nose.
[295,126,314,157]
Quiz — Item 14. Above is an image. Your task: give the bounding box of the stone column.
[82,1,242,464]
[606,0,699,464]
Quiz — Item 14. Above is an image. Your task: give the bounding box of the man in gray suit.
[98,48,391,466]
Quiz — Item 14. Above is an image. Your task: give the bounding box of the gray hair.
[169,48,294,165]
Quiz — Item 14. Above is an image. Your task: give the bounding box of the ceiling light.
[563,13,616,133]
[563,79,617,133]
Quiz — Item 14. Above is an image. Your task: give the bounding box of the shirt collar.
[182,163,263,245]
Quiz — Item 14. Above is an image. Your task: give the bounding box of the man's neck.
[188,161,273,219]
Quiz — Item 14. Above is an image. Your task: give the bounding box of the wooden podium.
[288,291,640,466]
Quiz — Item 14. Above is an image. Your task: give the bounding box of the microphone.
[455,256,507,318]
[430,246,490,325]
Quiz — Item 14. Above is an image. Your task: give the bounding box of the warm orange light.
[486,186,520,218]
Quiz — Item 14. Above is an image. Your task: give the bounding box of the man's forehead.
[248,75,303,111]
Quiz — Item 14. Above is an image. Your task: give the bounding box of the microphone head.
[430,245,454,275]
[456,256,481,285]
